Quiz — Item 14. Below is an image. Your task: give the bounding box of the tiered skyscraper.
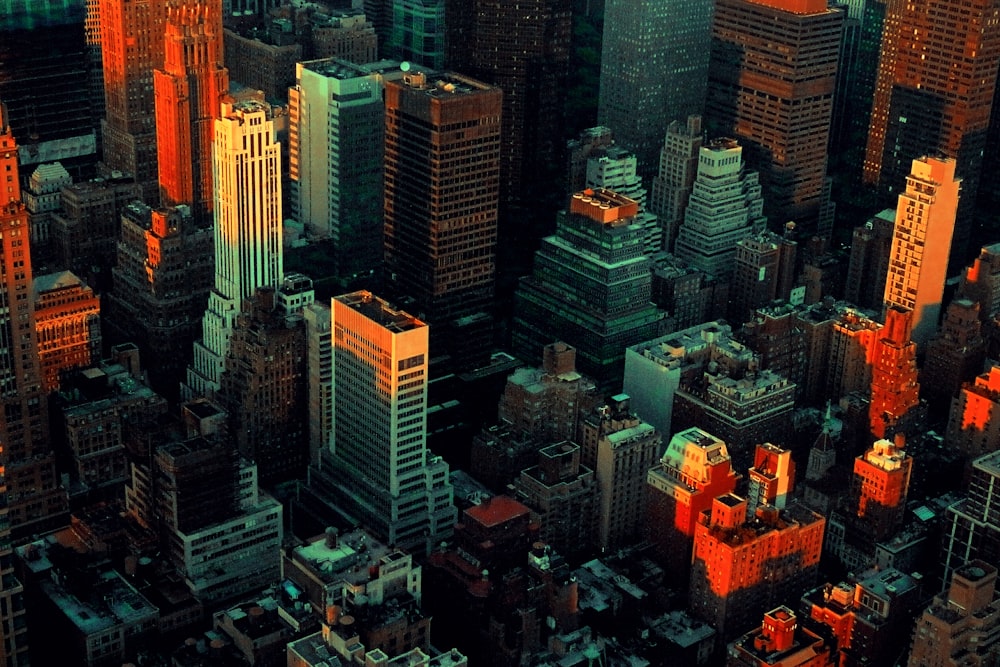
[319,291,456,551]
[99,0,166,201]
[883,156,960,346]
[864,0,1000,267]
[707,0,842,236]
[599,0,713,176]
[154,1,227,222]
[383,70,501,370]
[649,115,704,253]
[187,99,283,399]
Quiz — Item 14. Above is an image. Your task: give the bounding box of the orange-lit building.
[706,0,842,236]
[863,0,1000,267]
[852,437,912,541]
[868,306,920,440]
[689,494,825,642]
[33,271,101,393]
[98,0,166,202]
[154,1,227,222]
[645,427,739,584]
[947,365,1000,463]
[746,443,794,518]
[727,606,833,667]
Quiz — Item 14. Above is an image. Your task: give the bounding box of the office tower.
[0,106,68,540]
[383,70,501,371]
[510,442,597,559]
[0,3,97,177]
[221,287,308,486]
[33,271,101,393]
[304,301,332,467]
[389,0,445,67]
[312,10,378,62]
[727,606,833,667]
[321,291,455,550]
[512,189,665,392]
[746,443,794,519]
[585,144,661,252]
[921,299,986,407]
[865,0,1000,269]
[650,115,704,253]
[869,306,920,440]
[908,561,1000,667]
[690,494,825,643]
[854,437,913,538]
[599,0,713,176]
[947,365,1000,463]
[827,308,881,401]
[673,139,767,279]
[22,161,72,264]
[845,209,894,311]
[289,59,388,286]
[942,451,1000,585]
[99,0,165,202]
[578,396,661,551]
[223,28,302,102]
[645,428,739,582]
[728,229,798,324]
[883,157,960,345]
[450,0,571,216]
[740,306,809,401]
[707,0,842,236]
[50,176,142,285]
[959,243,1000,320]
[567,126,615,193]
[154,1,227,222]
[651,257,727,329]
[188,99,283,400]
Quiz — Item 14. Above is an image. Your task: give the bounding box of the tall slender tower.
[707,0,842,236]
[864,0,1000,268]
[599,0,713,176]
[383,70,501,370]
[869,306,920,440]
[0,106,68,541]
[99,0,166,202]
[323,291,456,550]
[883,156,960,346]
[154,1,227,222]
[187,99,283,399]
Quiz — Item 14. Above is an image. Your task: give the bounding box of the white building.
[673,139,767,278]
[321,291,455,550]
[883,156,960,346]
[187,99,283,399]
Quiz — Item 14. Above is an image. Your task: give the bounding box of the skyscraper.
[0,105,68,539]
[99,0,166,202]
[707,0,842,236]
[383,70,501,370]
[942,451,1000,586]
[289,59,389,287]
[599,0,713,176]
[187,99,283,400]
[864,0,1000,267]
[322,291,456,550]
[883,156,959,345]
[154,1,227,222]
[649,115,703,253]
[390,0,446,68]
[868,306,920,440]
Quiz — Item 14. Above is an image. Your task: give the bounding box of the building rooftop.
[40,567,157,636]
[33,269,84,296]
[464,495,530,529]
[569,188,639,224]
[649,609,715,648]
[336,291,425,333]
[291,527,398,587]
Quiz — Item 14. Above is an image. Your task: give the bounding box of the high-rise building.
[383,70,501,371]
[598,0,713,176]
[223,28,302,102]
[864,0,1000,268]
[311,10,378,62]
[728,229,798,325]
[649,115,703,253]
[947,365,1000,463]
[746,443,794,519]
[585,144,661,253]
[869,306,920,440]
[920,299,986,408]
[908,560,1000,667]
[319,291,455,551]
[566,126,615,193]
[512,188,666,392]
[689,494,825,643]
[941,450,1000,584]
[98,0,166,202]
[22,161,72,264]
[845,209,894,311]
[187,99,283,400]
[0,105,68,541]
[645,428,739,583]
[883,156,960,346]
[289,59,390,286]
[959,243,1000,321]
[154,1,227,222]
[449,0,572,216]
[852,437,913,542]
[673,139,767,279]
[707,0,842,236]
[390,0,445,68]
[33,270,101,393]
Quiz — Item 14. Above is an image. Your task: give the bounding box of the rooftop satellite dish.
[400,61,411,72]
